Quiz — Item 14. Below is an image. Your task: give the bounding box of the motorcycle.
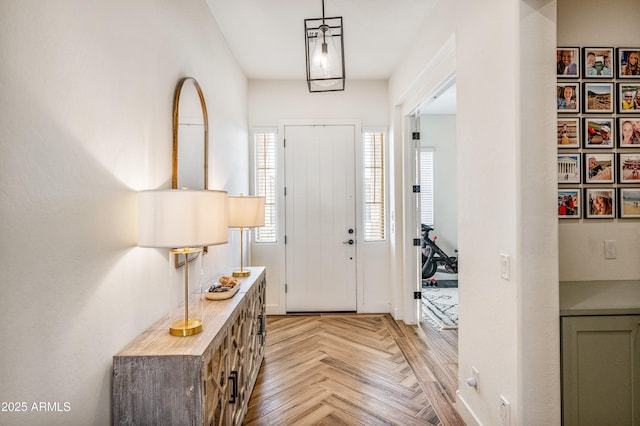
[421,224,458,279]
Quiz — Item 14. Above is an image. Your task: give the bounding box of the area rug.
[422,287,458,330]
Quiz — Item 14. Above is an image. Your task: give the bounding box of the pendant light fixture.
[304,0,345,92]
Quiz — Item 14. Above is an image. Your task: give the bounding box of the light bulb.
[310,28,341,84]
[320,42,329,72]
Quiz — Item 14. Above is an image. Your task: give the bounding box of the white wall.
[389,0,560,424]
[420,115,458,263]
[458,2,560,424]
[248,80,391,314]
[0,1,247,424]
[557,0,640,281]
[388,4,457,324]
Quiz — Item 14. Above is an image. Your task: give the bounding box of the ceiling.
[204,0,455,113]
[419,83,456,115]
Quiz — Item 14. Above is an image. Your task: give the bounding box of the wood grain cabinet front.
[113,267,266,426]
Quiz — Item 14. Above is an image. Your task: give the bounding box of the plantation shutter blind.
[420,148,434,226]
[364,132,385,241]
[254,132,277,242]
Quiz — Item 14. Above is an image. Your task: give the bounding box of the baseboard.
[359,302,391,314]
[266,303,393,316]
[391,307,403,321]
[265,303,392,316]
[265,304,282,315]
[456,390,482,426]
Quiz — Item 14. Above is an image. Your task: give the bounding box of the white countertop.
[560,280,640,316]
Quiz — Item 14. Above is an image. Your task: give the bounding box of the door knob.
[343,239,354,245]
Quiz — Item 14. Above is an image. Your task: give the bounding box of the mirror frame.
[172,77,209,264]
[172,77,209,190]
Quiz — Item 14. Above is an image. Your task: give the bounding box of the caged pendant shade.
[304,0,345,92]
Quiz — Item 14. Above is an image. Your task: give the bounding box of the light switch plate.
[604,240,617,259]
[500,254,510,280]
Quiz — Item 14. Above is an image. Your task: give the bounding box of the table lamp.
[228,195,265,277]
[138,189,228,336]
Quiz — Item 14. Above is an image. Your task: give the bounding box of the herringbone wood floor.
[245,314,464,426]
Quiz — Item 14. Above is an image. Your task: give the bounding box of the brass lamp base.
[232,269,250,278]
[169,319,203,337]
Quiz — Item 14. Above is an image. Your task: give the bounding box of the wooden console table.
[113,267,266,425]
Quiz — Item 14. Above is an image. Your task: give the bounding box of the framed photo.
[584,82,613,113]
[585,188,615,219]
[557,83,579,113]
[619,188,640,218]
[558,153,581,184]
[558,189,581,218]
[584,117,614,148]
[557,47,580,78]
[617,48,640,78]
[584,153,614,183]
[583,47,614,77]
[618,153,640,183]
[617,117,640,147]
[617,83,640,113]
[557,118,580,148]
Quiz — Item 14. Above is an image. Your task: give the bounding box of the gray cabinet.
[113,267,266,426]
[561,315,640,426]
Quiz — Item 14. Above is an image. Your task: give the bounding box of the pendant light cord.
[321,0,326,43]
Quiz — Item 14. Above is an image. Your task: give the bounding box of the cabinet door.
[245,278,266,388]
[228,303,248,425]
[562,315,640,426]
[202,335,229,426]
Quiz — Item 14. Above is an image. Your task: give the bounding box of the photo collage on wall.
[557,47,640,219]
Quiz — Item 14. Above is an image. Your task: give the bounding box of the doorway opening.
[409,82,459,330]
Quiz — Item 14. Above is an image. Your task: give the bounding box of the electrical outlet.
[500,254,510,280]
[604,240,617,259]
[499,395,510,426]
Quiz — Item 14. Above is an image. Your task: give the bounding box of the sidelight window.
[363,131,386,241]
[254,130,277,242]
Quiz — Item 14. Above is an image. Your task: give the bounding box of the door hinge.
[285,283,288,293]
[414,291,422,300]
[413,238,421,247]
[284,138,286,148]
[413,185,421,193]
[284,187,287,196]
[284,235,287,244]
[412,132,420,140]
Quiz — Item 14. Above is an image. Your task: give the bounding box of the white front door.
[284,125,356,312]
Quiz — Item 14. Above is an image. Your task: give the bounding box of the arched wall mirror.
[173,77,208,191]
[172,77,209,263]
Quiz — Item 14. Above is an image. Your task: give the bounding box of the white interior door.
[284,125,356,312]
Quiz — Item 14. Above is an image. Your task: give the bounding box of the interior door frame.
[401,69,456,324]
[276,119,363,314]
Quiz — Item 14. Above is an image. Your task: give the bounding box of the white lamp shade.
[227,195,266,228]
[138,189,228,248]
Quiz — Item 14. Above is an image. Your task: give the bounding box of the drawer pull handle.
[229,371,238,404]
[257,314,264,335]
